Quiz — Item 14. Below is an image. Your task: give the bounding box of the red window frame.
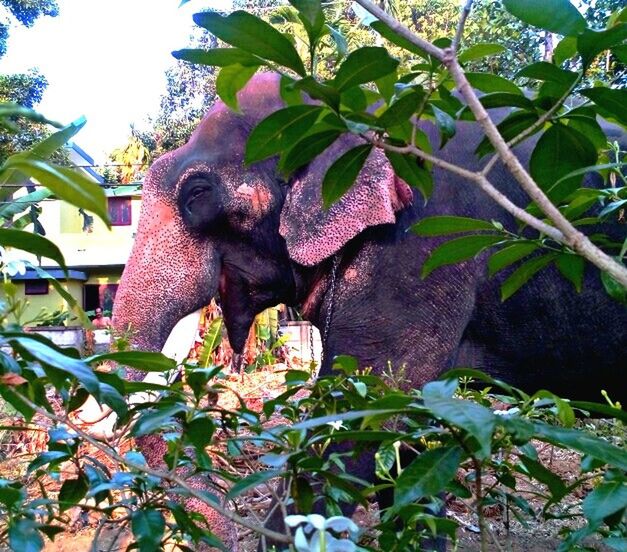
[108,197,132,226]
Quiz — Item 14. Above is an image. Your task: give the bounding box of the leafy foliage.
[0,2,626,551]
[179,0,626,299]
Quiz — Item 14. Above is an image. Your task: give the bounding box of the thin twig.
[481,76,582,177]
[452,0,474,52]
[371,137,565,242]
[353,0,444,59]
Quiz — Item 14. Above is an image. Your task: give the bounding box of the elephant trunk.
[112,157,220,362]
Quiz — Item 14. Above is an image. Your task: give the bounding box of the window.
[108,197,132,226]
[25,280,49,295]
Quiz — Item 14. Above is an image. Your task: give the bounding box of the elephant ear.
[279,136,413,266]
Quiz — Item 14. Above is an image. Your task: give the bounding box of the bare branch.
[354,0,627,287]
[447,58,627,286]
[352,0,444,59]
[453,0,474,52]
[371,137,565,242]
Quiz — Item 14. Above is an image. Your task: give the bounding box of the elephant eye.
[179,172,224,232]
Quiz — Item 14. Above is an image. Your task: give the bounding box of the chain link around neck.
[320,254,340,366]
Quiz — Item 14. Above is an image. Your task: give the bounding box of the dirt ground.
[1,367,619,552]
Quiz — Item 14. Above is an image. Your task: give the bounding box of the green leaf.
[334,47,399,92]
[534,423,627,470]
[601,269,627,305]
[293,77,340,110]
[85,351,176,372]
[326,24,348,59]
[0,103,59,127]
[488,242,539,277]
[172,47,263,67]
[412,216,495,236]
[227,469,281,499]
[580,87,627,127]
[378,92,422,129]
[518,456,567,501]
[564,115,608,151]
[245,105,323,164]
[9,336,100,397]
[279,130,340,176]
[503,0,586,36]
[215,64,258,112]
[431,105,456,147]
[516,62,578,84]
[58,475,88,512]
[322,144,372,209]
[0,229,66,272]
[422,395,496,459]
[1,157,109,227]
[27,451,70,473]
[385,152,432,202]
[421,235,503,278]
[132,405,187,437]
[31,118,86,160]
[0,188,52,220]
[577,24,627,67]
[530,124,597,200]
[458,43,506,63]
[465,72,523,95]
[9,519,44,552]
[289,0,325,46]
[370,21,429,59]
[555,253,584,292]
[553,36,578,65]
[193,11,306,76]
[500,253,557,301]
[0,480,24,509]
[475,111,539,158]
[131,509,165,552]
[186,416,216,452]
[584,481,627,526]
[99,383,128,418]
[479,92,535,110]
[394,446,464,507]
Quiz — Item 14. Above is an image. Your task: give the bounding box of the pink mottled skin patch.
[345,268,358,281]
[280,143,413,267]
[236,182,272,217]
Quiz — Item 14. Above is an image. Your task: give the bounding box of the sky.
[0,0,232,164]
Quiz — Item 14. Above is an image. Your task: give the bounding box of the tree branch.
[354,0,627,287]
[481,75,582,177]
[447,58,627,286]
[452,0,474,52]
[371,137,565,242]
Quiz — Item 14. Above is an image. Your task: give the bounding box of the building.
[8,142,141,325]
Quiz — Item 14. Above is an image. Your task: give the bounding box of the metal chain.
[309,322,315,364]
[321,254,341,365]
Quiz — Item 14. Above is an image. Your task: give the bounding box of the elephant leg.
[135,434,239,551]
[124,367,238,551]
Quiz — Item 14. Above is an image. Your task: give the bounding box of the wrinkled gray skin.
[113,74,626,546]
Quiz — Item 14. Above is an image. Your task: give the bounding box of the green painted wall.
[10,280,84,327]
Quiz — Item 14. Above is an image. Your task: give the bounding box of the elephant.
[112,72,626,546]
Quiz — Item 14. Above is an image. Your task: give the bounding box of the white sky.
[0,0,232,163]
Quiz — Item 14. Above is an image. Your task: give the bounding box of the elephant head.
[113,73,413,359]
